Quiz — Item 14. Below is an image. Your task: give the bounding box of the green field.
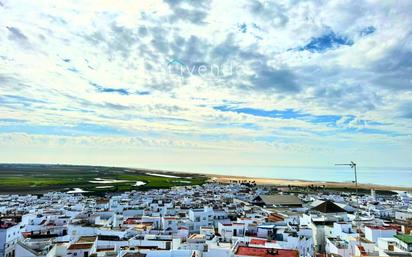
[0,164,207,195]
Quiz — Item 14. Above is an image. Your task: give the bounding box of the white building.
[395,211,412,221]
[188,207,214,232]
[0,217,22,257]
[365,226,397,243]
[218,222,245,241]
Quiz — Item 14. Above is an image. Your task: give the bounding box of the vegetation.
[0,164,207,195]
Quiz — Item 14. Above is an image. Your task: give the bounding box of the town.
[1,182,411,257]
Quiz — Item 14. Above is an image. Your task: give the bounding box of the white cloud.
[0,0,411,168]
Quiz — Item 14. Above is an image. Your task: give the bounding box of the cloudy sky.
[0,0,411,172]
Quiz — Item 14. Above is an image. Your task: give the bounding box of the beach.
[207,173,412,192]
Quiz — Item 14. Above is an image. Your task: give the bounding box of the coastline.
[124,166,411,192]
[122,165,412,190]
[1,163,411,193]
[205,173,412,192]
[124,166,412,192]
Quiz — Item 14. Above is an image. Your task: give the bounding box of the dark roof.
[122,253,146,257]
[98,235,121,241]
[257,195,302,206]
[311,200,346,213]
[67,243,93,250]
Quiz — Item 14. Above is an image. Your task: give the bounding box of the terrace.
[235,246,299,257]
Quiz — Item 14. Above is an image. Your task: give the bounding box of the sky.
[0,0,411,172]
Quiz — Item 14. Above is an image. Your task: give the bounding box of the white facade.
[188,207,214,232]
[218,222,245,240]
[395,211,412,221]
[365,226,397,243]
[0,222,21,257]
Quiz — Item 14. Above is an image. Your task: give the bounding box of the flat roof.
[235,246,298,257]
[68,243,94,250]
[250,239,267,245]
[367,226,397,230]
[395,234,412,244]
[0,217,21,229]
[77,236,97,243]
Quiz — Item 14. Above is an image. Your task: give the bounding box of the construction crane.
[335,161,361,246]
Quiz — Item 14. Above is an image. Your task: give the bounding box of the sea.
[154,165,412,188]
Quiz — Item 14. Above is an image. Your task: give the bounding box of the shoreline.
[204,173,412,192]
[125,166,412,192]
[122,167,412,192]
[1,163,411,192]
[121,166,412,191]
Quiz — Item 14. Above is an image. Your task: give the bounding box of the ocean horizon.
[150,165,412,188]
[2,162,410,188]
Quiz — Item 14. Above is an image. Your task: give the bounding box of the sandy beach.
[125,167,412,192]
[207,173,412,192]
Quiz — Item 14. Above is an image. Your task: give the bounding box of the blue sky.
[0,0,411,170]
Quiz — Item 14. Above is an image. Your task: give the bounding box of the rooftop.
[311,200,346,213]
[394,234,412,244]
[122,253,146,257]
[77,236,97,243]
[188,234,205,240]
[68,243,94,250]
[235,246,299,257]
[256,195,302,206]
[367,226,397,231]
[250,239,267,245]
[0,216,21,229]
[267,213,285,222]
